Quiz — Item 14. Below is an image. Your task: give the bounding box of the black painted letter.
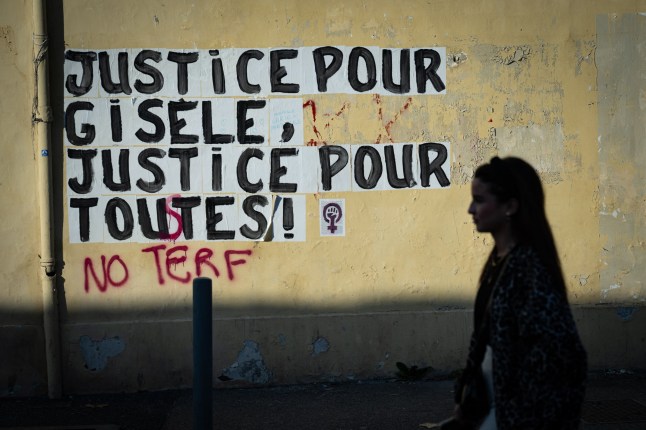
[237,148,264,193]
[134,50,164,94]
[383,49,410,94]
[105,197,134,240]
[240,195,269,240]
[318,145,349,191]
[414,49,446,93]
[419,143,450,187]
[270,49,299,93]
[99,51,132,95]
[65,101,95,146]
[270,148,298,193]
[211,148,223,191]
[67,149,97,194]
[312,46,343,92]
[136,148,167,193]
[202,101,234,144]
[348,47,377,92]
[137,198,169,240]
[209,50,226,94]
[236,50,264,94]
[110,99,123,142]
[354,146,383,189]
[102,149,131,192]
[168,147,198,191]
[167,51,199,95]
[65,51,97,96]
[172,196,201,240]
[205,196,235,240]
[135,98,165,143]
[168,99,199,144]
[385,145,416,188]
[69,197,99,242]
[237,100,267,144]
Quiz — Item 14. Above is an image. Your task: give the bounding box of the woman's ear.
[505,198,519,217]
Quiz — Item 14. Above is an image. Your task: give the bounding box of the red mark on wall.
[84,255,129,293]
[160,194,183,241]
[303,99,349,146]
[306,97,413,146]
[303,99,323,146]
[374,95,413,144]
[83,247,253,293]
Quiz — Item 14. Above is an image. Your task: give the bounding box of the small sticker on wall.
[320,199,345,237]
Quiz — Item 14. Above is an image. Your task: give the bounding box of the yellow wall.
[1,0,645,396]
[0,0,49,396]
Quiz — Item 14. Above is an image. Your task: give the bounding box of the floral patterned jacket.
[459,245,587,430]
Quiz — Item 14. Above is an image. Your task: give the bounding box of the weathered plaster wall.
[597,13,646,302]
[0,0,645,396]
[0,0,48,396]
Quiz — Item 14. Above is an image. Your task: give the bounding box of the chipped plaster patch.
[601,283,621,299]
[325,7,352,36]
[276,333,287,349]
[616,307,637,321]
[599,207,626,222]
[376,352,390,370]
[494,45,531,65]
[448,52,468,68]
[575,40,596,76]
[312,336,330,356]
[221,340,271,384]
[497,124,565,179]
[79,335,125,372]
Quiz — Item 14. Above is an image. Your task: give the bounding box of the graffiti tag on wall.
[83,246,252,293]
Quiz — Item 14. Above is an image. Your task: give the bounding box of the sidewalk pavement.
[0,371,645,430]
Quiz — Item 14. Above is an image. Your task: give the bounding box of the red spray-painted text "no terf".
[84,246,252,293]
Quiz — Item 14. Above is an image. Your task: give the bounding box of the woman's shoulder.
[508,244,542,268]
[506,245,568,300]
[505,245,553,287]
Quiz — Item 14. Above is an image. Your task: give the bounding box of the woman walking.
[452,156,587,430]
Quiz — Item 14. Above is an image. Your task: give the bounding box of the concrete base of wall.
[1,306,644,396]
[0,325,47,397]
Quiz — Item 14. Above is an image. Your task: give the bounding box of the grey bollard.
[193,277,213,429]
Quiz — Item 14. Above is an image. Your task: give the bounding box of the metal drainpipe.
[33,0,62,399]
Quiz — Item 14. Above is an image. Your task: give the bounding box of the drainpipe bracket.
[40,258,56,277]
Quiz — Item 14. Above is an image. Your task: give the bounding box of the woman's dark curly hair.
[474,156,567,298]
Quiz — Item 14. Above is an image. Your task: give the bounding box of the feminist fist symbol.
[323,203,342,234]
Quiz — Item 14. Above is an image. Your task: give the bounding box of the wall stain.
[79,335,125,372]
[0,26,16,56]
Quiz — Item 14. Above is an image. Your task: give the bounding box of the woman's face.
[468,178,511,234]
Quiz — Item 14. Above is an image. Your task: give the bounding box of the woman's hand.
[433,408,469,429]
